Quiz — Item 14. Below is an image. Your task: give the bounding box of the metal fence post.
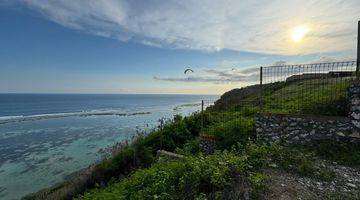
[259,66,263,111]
[357,20,360,80]
[201,100,204,130]
[160,119,163,150]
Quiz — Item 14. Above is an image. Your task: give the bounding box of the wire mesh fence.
[196,61,358,145]
[260,61,357,115]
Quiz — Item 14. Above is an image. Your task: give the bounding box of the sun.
[291,25,308,43]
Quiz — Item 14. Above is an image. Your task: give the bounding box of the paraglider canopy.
[184,68,194,74]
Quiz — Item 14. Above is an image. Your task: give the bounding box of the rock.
[269,163,278,168]
[336,132,345,137]
[272,136,280,141]
[290,122,297,127]
[349,132,360,138]
[351,113,360,120]
[346,183,356,188]
[291,130,300,135]
[352,120,360,128]
[310,130,316,135]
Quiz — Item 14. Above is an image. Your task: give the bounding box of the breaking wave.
[0,110,152,124]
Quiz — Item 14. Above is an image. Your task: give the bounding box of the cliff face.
[209,84,261,111]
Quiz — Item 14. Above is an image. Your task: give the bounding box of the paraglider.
[184,68,194,74]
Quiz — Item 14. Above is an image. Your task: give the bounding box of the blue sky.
[0,1,358,94]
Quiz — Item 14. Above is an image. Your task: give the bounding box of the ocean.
[0,94,218,200]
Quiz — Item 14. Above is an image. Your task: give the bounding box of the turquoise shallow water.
[0,94,217,200]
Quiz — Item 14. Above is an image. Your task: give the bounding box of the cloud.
[18,0,360,54]
[273,61,287,66]
[154,67,259,84]
[154,76,231,83]
[314,56,356,63]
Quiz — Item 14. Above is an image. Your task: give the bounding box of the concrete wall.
[256,81,360,144]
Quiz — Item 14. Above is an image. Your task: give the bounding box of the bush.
[175,139,201,156]
[248,172,269,199]
[205,117,255,149]
[77,152,253,200]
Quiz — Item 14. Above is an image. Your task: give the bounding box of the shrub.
[248,172,269,199]
[76,152,262,200]
[175,139,201,156]
[205,117,255,149]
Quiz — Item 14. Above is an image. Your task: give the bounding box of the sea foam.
[0,110,151,124]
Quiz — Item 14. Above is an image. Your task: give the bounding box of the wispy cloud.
[154,67,259,84]
[17,0,360,54]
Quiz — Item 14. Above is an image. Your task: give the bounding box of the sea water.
[0,94,218,200]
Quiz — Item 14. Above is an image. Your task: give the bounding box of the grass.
[216,78,351,116]
[292,141,360,168]
[262,78,350,115]
[267,145,336,181]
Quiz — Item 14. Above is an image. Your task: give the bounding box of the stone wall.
[256,113,359,144]
[349,81,360,128]
[199,134,219,154]
[256,81,360,144]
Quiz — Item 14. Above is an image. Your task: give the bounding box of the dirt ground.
[263,163,360,200]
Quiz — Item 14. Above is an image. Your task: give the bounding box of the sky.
[0,0,359,94]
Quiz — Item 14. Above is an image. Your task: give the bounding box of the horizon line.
[0,92,220,96]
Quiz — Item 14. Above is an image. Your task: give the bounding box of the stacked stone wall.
[256,113,359,144]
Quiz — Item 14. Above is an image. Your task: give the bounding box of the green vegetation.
[262,78,350,115]
[268,145,336,181]
[212,78,351,116]
[77,142,342,199]
[204,117,254,149]
[24,77,359,200]
[77,150,268,200]
[295,141,360,167]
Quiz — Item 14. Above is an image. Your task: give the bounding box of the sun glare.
[291,25,308,43]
